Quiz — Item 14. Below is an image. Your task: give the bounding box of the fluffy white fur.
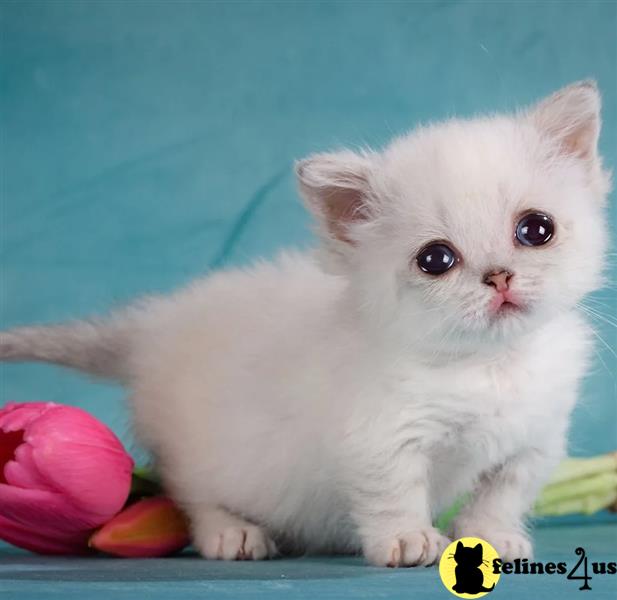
[0,82,611,566]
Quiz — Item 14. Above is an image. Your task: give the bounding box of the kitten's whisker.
[584,297,617,311]
[589,327,617,362]
[576,306,616,379]
[581,298,617,315]
[578,303,617,330]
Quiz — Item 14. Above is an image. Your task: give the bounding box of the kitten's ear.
[456,541,464,552]
[474,544,483,553]
[528,80,601,163]
[296,150,377,244]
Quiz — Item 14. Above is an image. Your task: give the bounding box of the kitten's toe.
[421,529,451,565]
[364,528,451,567]
[220,527,246,560]
[244,526,278,560]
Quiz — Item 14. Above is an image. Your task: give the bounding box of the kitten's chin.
[430,306,536,357]
[488,301,528,324]
[486,312,530,342]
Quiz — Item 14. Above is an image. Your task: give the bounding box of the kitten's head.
[297,82,611,354]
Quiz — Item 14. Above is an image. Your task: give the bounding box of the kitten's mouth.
[489,292,525,319]
[496,301,520,314]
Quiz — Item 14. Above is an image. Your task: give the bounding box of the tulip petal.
[0,402,56,432]
[90,497,190,558]
[0,403,55,486]
[0,515,89,555]
[4,443,52,490]
[0,483,105,534]
[24,405,134,518]
[0,429,24,485]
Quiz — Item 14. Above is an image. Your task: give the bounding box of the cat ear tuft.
[296,150,377,244]
[529,80,601,162]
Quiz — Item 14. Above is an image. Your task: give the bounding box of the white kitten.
[0,82,610,566]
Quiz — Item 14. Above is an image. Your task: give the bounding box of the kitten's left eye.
[416,243,458,275]
[515,212,554,247]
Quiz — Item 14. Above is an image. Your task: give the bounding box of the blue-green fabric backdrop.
[1,0,616,464]
[1,4,616,600]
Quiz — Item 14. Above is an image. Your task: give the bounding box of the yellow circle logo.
[439,537,501,598]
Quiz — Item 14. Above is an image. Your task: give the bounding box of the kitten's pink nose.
[483,269,513,292]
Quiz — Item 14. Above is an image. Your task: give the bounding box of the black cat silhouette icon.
[452,541,495,594]
[439,537,501,598]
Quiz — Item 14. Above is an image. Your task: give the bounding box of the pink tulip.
[90,497,190,557]
[0,401,134,554]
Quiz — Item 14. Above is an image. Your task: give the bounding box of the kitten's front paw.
[364,528,451,567]
[195,525,277,561]
[453,523,532,561]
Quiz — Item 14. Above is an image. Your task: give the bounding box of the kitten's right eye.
[416,243,458,275]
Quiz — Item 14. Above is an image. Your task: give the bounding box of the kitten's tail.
[0,317,133,382]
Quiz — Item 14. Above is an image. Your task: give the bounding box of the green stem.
[536,472,617,508]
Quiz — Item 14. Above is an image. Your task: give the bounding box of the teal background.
[1,1,616,461]
[1,2,616,598]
